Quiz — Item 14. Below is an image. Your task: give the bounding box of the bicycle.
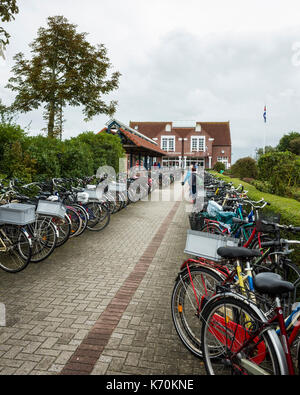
[200,271,300,375]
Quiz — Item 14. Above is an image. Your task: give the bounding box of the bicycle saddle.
[254,272,294,295]
[217,247,261,259]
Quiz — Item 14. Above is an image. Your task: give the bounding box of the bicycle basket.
[36,200,66,219]
[77,192,89,204]
[184,230,239,262]
[255,213,281,233]
[84,188,103,201]
[189,212,212,231]
[0,203,36,225]
[108,182,127,192]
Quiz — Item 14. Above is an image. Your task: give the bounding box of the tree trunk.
[47,100,55,138]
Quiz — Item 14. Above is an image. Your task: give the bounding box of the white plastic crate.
[184,230,240,262]
[77,192,89,204]
[84,188,103,201]
[0,203,36,225]
[36,200,66,219]
[108,182,127,192]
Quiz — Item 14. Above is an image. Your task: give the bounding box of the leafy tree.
[289,137,300,155]
[277,131,300,152]
[213,161,225,172]
[6,15,121,138]
[75,132,125,173]
[258,151,300,195]
[255,145,277,160]
[231,157,258,179]
[0,122,26,163]
[1,140,36,181]
[25,135,63,180]
[59,138,94,178]
[0,0,19,46]
[0,98,17,124]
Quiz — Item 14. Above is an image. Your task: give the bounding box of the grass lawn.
[209,171,300,226]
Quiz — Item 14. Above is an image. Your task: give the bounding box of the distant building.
[129,121,232,169]
[98,119,166,171]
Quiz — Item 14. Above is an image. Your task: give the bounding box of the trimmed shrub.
[213,161,225,172]
[258,151,300,196]
[231,157,258,179]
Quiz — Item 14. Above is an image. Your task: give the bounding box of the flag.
[263,105,267,123]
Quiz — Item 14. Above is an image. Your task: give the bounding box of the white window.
[217,156,229,169]
[191,136,205,152]
[165,124,171,132]
[195,124,201,132]
[161,136,175,152]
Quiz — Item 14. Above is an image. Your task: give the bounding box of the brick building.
[98,119,166,171]
[129,120,232,169]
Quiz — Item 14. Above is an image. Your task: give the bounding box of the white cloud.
[1,0,300,162]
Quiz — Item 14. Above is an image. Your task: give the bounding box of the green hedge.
[209,171,300,226]
[0,124,125,181]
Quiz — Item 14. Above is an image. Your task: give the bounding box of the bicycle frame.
[206,292,298,375]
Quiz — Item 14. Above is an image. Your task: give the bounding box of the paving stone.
[0,182,205,375]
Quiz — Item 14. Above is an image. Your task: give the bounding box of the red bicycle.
[200,271,300,375]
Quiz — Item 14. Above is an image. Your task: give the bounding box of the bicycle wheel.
[201,295,285,375]
[53,214,71,247]
[66,207,83,238]
[86,202,110,232]
[0,226,32,273]
[71,204,88,236]
[171,265,225,358]
[27,216,57,263]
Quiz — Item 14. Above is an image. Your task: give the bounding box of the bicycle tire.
[27,216,57,263]
[66,207,83,238]
[71,204,88,236]
[171,265,225,358]
[86,202,110,232]
[53,214,71,247]
[0,226,32,273]
[201,295,287,375]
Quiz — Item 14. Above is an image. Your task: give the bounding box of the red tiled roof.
[120,128,167,155]
[98,127,167,156]
[200,122,231,146]
[129,121,231,146]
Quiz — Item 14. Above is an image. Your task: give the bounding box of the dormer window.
[196,124,201,132]
[165,124,171,132]
[134,125,138,131]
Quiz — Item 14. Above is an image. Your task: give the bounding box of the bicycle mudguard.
[201,291,290,375]
[208,310,266,364]
[179,259,229,278]
[21,227,33,247]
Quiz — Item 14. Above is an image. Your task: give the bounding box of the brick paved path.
[0,182,205,375]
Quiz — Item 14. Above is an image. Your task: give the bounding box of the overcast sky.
[1,0,300,162]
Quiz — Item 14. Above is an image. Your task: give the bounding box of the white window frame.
[165,124,172,132]
[190,136,205,152]
[217,156,229,169]
[161,135,175,152]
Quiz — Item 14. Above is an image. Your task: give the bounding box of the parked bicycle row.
[0,169,175,274]
[172,171,300,375]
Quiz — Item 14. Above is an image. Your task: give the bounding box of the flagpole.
[263,105,267,154]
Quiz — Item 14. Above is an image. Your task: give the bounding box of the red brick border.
[60,201,180,375]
